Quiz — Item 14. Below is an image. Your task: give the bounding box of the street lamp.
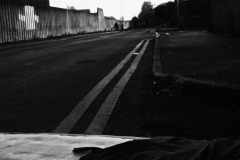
[67,8,69,33]
[54,0,60,7]
[66,3,70,34]
[121,2,123,30]
[121,2,123,18]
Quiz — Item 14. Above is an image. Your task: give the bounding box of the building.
[176,0,211,28]
[9,0,49,6]
[211,0,240,36]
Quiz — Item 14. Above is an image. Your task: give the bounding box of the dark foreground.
[139,30,240,140]
[1,29,240,140]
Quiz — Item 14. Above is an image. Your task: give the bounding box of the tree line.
[132,1,177,28]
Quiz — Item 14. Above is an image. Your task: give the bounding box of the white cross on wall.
[19,6,39,30]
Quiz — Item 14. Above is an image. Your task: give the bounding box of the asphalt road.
[0,29,155,134]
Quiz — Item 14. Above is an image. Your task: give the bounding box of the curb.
[152,36,240,105]
[155,28,179,32]
[0,31,120,50]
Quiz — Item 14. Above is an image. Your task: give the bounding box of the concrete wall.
[0,0,117,44]
[212,0,240,35]
[105,17,118,30]
[117,21,131,29]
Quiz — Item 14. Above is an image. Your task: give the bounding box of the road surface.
[0,29,155,135]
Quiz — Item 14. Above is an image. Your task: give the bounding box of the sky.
[50,0,173,21]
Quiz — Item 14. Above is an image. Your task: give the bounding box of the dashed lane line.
[85,40,149,135]
[53,40,144,133]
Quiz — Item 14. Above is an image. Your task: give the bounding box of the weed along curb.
[152,36,169,81]
[152,34,240,106]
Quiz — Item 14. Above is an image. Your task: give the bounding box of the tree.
[138,1,154,20]
[114,23,119,30]
[131,16,139,29]
[132,16,138,21]
[67,6,76,10]
[154,1,177,26]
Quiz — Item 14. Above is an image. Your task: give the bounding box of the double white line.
[53,40,150,134]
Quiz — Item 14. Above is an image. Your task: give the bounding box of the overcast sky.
[50,0,173,20]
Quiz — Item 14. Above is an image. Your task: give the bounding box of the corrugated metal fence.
[0,0,117,44]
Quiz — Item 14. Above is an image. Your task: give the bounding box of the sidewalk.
[132,30,240,139]
[153,30,240,105]
[0,133,145,160]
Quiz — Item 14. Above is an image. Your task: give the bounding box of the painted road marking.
[99,35,110,38]
[63,38,101,46]
[150,29,156,33]
[53,40,144,133]
[85,40,149,135]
